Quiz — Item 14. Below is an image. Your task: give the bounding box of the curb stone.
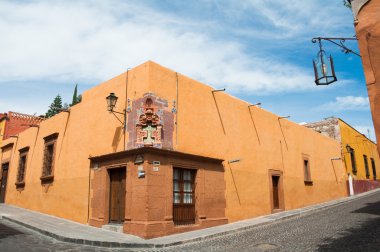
[1,188,380,249]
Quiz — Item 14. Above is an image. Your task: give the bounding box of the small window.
[371,158,377,180]
[16,147,29,188]
[303,158,312,184]
[349,148,357,175]
[41,133,58,183]
[363,155,370,179]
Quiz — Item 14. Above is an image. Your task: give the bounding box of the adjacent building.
[0,114,6,147]
[0,61,348,238]
[0,112,44,204]
[350,0,380,157]
[305,117,380,194]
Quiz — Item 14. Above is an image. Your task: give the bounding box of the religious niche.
[136,98,162,146]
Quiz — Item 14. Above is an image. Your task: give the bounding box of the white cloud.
[318,96,370,112]
[0,0,349,96]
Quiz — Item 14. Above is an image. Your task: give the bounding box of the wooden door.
[0,163,9,203]
[272,175,280,209]
[173,168,196,226]
[109,168,126,223]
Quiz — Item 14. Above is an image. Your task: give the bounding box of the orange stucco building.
[0,61,348,238]
[350,0,380,157]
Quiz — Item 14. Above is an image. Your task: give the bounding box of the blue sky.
[0,0,375,140]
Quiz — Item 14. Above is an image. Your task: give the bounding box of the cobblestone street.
[1,191,380,251]
[162,192,380,252]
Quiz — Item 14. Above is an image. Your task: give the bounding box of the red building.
[1,112,44,140]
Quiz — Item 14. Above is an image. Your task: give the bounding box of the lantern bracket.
[311,37,361,57]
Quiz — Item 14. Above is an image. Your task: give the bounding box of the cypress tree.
[70,84,81,106]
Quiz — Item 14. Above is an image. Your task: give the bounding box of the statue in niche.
[136,98,162,146]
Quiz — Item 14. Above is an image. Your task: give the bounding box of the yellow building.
[0,114,6,147]
[305,117,380,194]
[0,61,348,238]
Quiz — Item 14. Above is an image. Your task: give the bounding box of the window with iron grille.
[16,147,29,188]
[349,148,357,175]
[173,168,196,226]
[363,155,370,178]
[371,158,377,180]
[41,133,58,183]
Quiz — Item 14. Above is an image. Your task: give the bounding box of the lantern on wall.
[312,38,337,85]
[106,92,118,112]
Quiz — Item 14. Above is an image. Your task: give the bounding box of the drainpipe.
[348,173,354,196]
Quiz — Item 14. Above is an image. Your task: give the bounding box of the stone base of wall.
[124,217,228,239]
[347,180,380,195]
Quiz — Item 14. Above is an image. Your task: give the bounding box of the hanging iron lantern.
[106,92,118,112]
[312,38,337,85]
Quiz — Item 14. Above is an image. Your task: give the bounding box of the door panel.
[0,163,9,203]
[109,168,126,223]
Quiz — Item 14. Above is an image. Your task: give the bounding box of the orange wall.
[354,0,380,157]
[1,61,347,224]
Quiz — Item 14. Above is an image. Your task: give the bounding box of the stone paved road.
[1,191,380,252]
[161,192,380,252]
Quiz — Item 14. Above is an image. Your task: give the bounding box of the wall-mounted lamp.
[212,88,226,93]
[311,37,360,85]
[346,144,353,153]
[279,116,291,119]
[106,92,128,150]
[106,92,118,112]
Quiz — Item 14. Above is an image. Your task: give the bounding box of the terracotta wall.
[2,112,44,140]
[1,61,348,226]
[89,150,227,238]
[353,0,380,157]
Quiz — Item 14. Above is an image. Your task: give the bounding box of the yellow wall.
[0,118,5,147]
[339,119,380,180]
[1,61,348,224]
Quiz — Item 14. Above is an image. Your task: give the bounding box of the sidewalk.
[1,189,379,249]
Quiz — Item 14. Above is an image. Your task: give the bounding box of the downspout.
[175,72,179,150]
[87,164,91,224]
[124,69,130,151]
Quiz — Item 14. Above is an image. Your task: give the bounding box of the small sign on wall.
[153,166,159,172]
[137,165,144,171]
[138,171,145,178]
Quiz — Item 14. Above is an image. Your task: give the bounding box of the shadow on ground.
[316,201,380,252]
[0,220,24,239]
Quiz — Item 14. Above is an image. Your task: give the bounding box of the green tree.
[45,95,63,118]
[70,84,82,106]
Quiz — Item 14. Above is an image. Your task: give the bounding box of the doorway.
[272,175,280,209]
[0,163,9,203]
[269,170,284,212]
[109,167,126,223]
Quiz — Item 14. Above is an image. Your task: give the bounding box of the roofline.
[338,118,377,145]
[89,147,224,164]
